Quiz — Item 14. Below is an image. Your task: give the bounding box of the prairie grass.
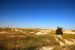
[63,34,75,39]
[0,28,75,50]
[0,30,59,50]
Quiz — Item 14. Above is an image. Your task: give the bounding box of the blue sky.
[0,0,75,29]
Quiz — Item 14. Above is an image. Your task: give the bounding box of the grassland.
[0,27,75,50]
[63,34,75,39]
[0,28,59,50]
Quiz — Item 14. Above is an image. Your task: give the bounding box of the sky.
[0,0,75,29]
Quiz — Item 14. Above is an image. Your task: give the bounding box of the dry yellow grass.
[0,28,75,50]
